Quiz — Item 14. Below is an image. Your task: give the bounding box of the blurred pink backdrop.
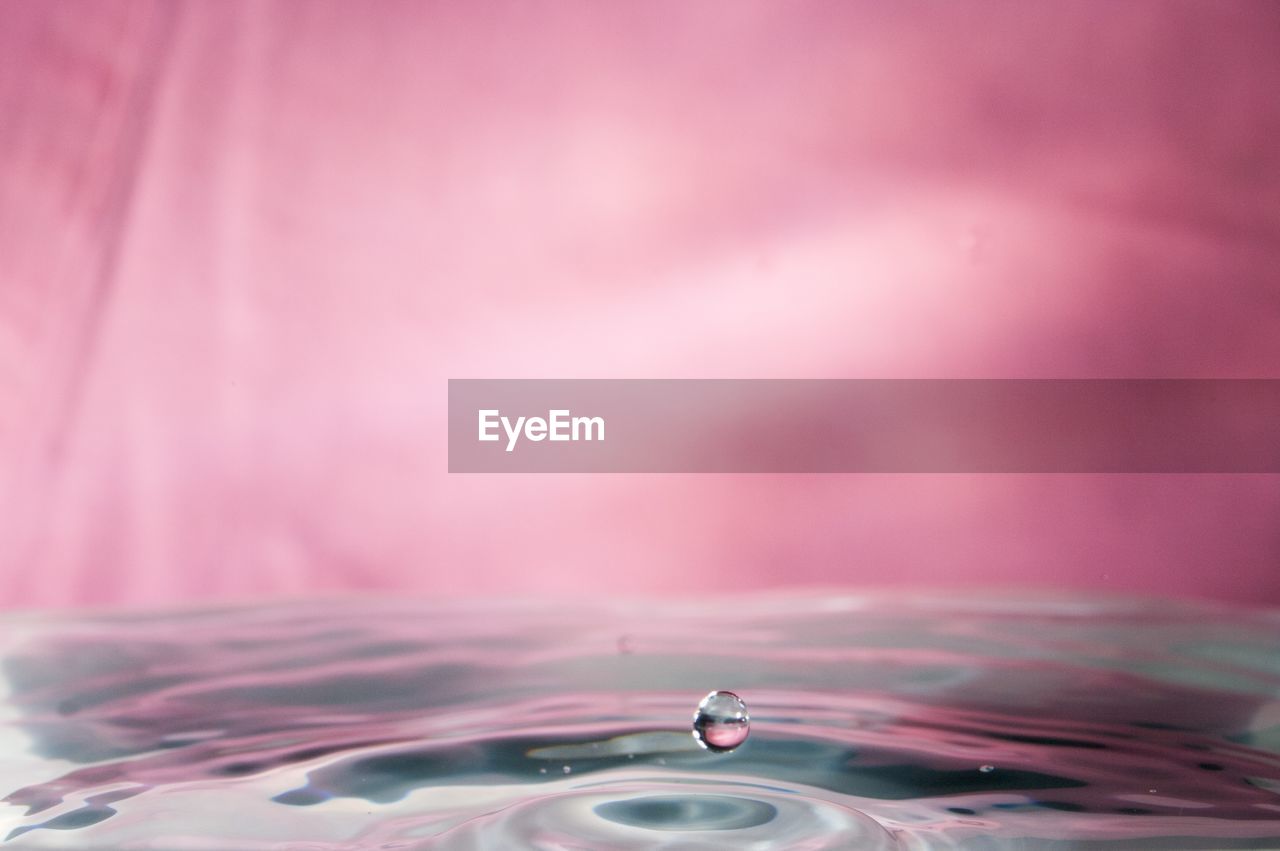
[1,1,1278,609]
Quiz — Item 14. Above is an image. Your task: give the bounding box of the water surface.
[2,593,1279,849]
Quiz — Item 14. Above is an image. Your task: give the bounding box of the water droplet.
[538,767,547,775]
[692,690,750,753]
[979,764,995,773]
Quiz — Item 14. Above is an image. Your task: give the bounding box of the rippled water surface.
[2,593,1280,849]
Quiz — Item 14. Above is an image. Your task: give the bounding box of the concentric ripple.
[434,783,898,849]
[1,593,1279,849]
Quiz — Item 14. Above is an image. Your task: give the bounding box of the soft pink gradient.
[1,1,1278,608]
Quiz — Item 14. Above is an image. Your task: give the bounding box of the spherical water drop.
[692,690,750,753]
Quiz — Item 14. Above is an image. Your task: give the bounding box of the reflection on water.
[1,593,1279,849]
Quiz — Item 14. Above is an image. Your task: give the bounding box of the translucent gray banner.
[448,380,1280,473]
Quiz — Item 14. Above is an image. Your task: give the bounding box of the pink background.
[1,1,1278,609]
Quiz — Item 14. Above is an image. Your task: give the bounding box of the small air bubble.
[562,765,572,775]
[979,764,995,773]
[692,690,750,753]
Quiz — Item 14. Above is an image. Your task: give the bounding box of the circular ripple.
[433,784,899,850]
[595,795,776,831]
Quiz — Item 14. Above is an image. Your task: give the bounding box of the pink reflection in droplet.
[693,690,750,753]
